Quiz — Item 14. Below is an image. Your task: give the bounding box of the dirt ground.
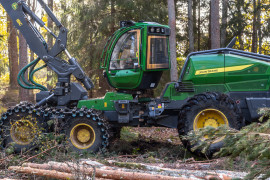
[0,126,251,179]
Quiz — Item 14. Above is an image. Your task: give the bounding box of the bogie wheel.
[178,92,242,156]
[66,110,109,153]
[1,102,46,153]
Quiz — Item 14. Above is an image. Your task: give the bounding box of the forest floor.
[0,126,250,179]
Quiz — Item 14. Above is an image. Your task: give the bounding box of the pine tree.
[168,0,178,81]
[221,0,228,48]
[188,0,194,52]
[18,33,29,101]
[210,0,220,49]
[7,16,18,90]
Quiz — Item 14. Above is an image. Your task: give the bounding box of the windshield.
[110,29,140,70]
[147,36,169,69]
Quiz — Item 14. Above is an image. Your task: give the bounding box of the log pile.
[7,161,237,180]
[8,162,187,180]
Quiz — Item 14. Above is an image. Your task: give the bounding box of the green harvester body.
[1,0,269,154]
[78,22,270,127]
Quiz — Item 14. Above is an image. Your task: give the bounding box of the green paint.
[77,92,133,110]
[101,22,170,90]
[162,53,270,101]
[12,2,18,10]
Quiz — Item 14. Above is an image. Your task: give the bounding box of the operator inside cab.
[110,29,140,70]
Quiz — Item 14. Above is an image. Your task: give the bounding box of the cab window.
[110,29,140,70]
[147,36,169,69]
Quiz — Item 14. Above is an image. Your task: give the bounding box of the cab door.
[107,29,142,89]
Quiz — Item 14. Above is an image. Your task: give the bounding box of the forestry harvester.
[0,0,269,155]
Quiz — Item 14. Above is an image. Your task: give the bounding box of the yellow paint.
[195,64,253,75]
[136,51,139,58]
[193,108,229,143]
[70,123,95,150]
[10,119,35,145]
[104,102,107,108]
[16,19,23,26]
[77,129,90,143]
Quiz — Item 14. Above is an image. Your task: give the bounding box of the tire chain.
[0,101,110,151]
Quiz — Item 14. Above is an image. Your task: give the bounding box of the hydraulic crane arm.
[0,0,94,106]
[1,0,66,58]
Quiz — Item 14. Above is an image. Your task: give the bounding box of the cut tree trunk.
[22,162,186,180]
[9,166,76,180]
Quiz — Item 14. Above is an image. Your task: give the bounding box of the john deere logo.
[16,19,23,26]
[12,2,18,10]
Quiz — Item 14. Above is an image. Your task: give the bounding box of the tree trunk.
[210,0,220,49]
[251,0,257,53]
[167,0,178,82]
[197,0,201,51]
[9,166,74,180]
[28,51,35,102]
[111,0,116,33]
[7,16,19,90]
[239,35,244,50]
[257,0,262,54]
[27,0,36,102]
[208,3,211,49]
[221,0,228,47]
[188,0,194,52]
[22,162,184,180]
[193,0,197,50]
[19,33,29,101]
[47,0,53,90]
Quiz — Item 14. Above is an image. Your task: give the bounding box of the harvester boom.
[0,0,94,106]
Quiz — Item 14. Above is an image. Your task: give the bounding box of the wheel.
[178,92,242,156]
[65,111,109,153]
[1,103,46,153]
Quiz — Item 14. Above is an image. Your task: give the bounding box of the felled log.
[23,162,186,180]
[8,166,77,180]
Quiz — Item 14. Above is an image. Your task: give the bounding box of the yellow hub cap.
[70,123,95,150]
[204,118,219,128]
[193,109,229,142]
[77,129,91,143]
[10,120,35,145]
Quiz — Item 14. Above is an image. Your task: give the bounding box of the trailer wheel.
[178,92,242,156]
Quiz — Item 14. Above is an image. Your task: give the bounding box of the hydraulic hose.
[17,57,48,91]
[29,64,48,91]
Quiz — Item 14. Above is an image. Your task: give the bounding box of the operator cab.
[101,21,170,91]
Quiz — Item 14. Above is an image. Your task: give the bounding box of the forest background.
[0,0,270,107]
